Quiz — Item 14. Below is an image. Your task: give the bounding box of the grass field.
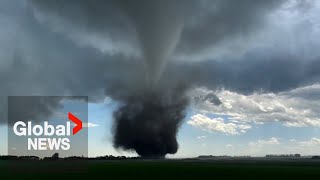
[1,159,320,179]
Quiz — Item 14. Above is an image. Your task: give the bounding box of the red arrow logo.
[68,112,83,135]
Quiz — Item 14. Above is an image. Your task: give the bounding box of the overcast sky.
[0,0,320,157]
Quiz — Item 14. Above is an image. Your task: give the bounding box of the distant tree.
[52,153,59,159]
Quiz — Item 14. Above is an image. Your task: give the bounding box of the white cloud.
[249,137,280,147]
[298,137,320,147]
[214,137,320,156]
[190,84,320,128]
[197,136,207,140]
[72,122,99,128]
[281,137,320,155]
[83,122,99,128]
[187,114,251,135]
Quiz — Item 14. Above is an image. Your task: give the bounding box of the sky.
[1,0,320,158]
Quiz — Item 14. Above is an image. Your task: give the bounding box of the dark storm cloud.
[192,92,222,106]
[7,96,87,126]
[2,0,316,99]
[30,0,286,83]
[30,0,192,83]
[1,0,319,156]
[8,96,63,125]
[167,52,320,94]
[0,0,145,125]
[176,0,284,55]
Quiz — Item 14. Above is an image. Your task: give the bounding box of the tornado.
[117,0,187,85]
[113,90,188,158]
[109,0,190,157]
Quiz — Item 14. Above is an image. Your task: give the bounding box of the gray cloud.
[2,0,313,99]
[176,0,285,55]
[0,0,318,95]
[169,51,320,94]
[7,96,87,126]
[8,96,63,125]
[29,0,287,83]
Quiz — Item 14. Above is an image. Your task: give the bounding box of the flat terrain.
[1,159,320,179]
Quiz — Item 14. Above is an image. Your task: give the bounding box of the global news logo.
[12,112,83,151]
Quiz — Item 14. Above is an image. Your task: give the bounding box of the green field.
[1,159,320,179]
